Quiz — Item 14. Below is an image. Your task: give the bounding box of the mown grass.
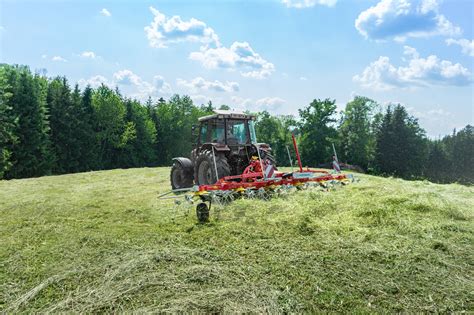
[0,167,473,313]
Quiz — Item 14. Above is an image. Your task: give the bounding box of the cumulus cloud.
[406,107,458,137]
[79,70,172,100]
[189,42,275,79]
[255,97,287,111]
[353,46,472,89]
[190,95,210,105]
[153,75,173,95]
[113,69,172,99]
[355,0,461,41]
[144,7,219,48]
[80,51,96,59]
[230,96,287,112]
[78,75,111,89]
[281,0,337,8]
[177,77,239,93]
[299,76,308,81]
[52,56,67,62]
[231,96,253,110]
[446,38,474,57]
[100,8,111,17]
[145,7,274,79]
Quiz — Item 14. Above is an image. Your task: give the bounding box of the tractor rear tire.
[194,150,231,185]
[170,162,194,190]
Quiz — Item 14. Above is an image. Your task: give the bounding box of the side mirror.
[192,124,198,137]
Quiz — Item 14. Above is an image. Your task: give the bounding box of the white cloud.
[144,7,219,48]
[114,69,143,86]
[79,70,172,100]
[41,54,47,59]
[80,51,96,59]
[406,107,458,137]
[145,8,274,79]
[353,46,471,90]
[255,97,287,111]
[355,0,461,41]
[100,8,111,17]
[177,77,239,93]
[51,56,67,62]
[231,96,253,110]
[446,38,474,57]
[190,95,209,105]
[153,75,172,95]
[299,76,308,81]
[78,75,111,89]
[229,96,289,113]
[282,0,337,8]
[113,69,172,99]
[189,41,275,79]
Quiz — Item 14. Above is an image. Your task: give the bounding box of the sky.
[1,0,473,137]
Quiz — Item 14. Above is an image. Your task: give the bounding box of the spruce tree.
[0,65,17,178]
[6,66,53,178]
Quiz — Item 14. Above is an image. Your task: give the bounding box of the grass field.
[1,167,473,313]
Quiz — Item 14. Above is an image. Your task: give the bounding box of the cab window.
[227,120,248,144]
[209,119,225,143]
[199,123,208,143]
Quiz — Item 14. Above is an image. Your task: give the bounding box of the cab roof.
[198,109,255,122]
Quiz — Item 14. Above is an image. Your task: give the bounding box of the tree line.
[0,64,472,184]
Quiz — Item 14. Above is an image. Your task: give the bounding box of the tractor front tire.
[170,162,194,190]
[194,150,231,185]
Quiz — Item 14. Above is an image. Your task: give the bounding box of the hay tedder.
[159,110,355,222]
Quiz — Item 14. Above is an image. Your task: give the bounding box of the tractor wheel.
[194,150,231,185]
[170,162,194,190]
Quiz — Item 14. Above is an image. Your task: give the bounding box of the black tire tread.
[170,162,193,190]
[194,149,231,185]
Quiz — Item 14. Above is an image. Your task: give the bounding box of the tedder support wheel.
[170,161,193,190]
[194,150,231,185]
[196,203,210,223]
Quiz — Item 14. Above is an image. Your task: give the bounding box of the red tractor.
[170,110,276,189]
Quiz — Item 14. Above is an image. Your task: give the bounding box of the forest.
[0,64,472,184]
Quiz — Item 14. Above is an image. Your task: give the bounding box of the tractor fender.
[172,157,193,172]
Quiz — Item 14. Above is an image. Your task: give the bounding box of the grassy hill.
[1,167,472,313]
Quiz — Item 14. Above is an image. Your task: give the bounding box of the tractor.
[170,110,276,189]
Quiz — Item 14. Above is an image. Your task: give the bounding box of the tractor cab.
[196,110,257,146]
[170,110,275,189]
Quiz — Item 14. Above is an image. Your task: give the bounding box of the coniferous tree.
[77,85,100,171]
[374,104,427,178]
[5,66,53,178]
[48,77,84,173]
[425,141,450,183]
[448,125,474,184]
[0,66,17,178]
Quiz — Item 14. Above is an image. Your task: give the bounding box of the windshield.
[248,120,257,143]
[227,120,248,144]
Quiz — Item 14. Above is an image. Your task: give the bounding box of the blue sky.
[1,0,473,137]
